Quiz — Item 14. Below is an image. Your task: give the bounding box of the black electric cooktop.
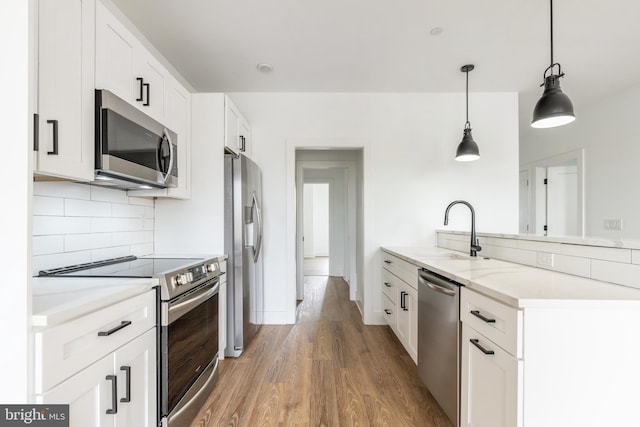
[38,256,205,278]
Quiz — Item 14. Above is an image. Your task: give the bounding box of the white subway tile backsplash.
[32,235,64,256]
[561,244,631,263]
[130,243,153,256]
[591,260,640,289]
[91,246,131,261]
[65,199,112,217]
[143,206,154,219]
[33,196,64,216]
[91,218,131,233]
[31,182,154,272]
[33,251,92,276]
[128,196,154,207]
[551,255,591,278]
[90,186,129,204]
[65,233,113,252]
[437,231,640,290]
[517,239,562,253]
[33,217,91,236]
[33,182,90,200]
[112,204,145,219]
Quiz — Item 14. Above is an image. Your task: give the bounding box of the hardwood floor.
[191,276,453,427]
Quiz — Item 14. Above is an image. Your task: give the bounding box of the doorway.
[294,149,362,305]
[520,149,585,237]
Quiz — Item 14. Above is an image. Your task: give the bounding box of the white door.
[114,329,157,427]
[40,355,114,427]
[546,165,578,236]
[518,170,530,234]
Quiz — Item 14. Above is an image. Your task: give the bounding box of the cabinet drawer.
[461,288,522,358]
[382,293,397,329]
[35,290,156,393]
[381,268,400,303]
[381,251,418,290]
[461,324,522,427]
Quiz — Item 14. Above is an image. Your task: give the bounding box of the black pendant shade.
[456,126,480,162]
[531,73,575,128]
[531,0,575,128]
[455,64,480,162]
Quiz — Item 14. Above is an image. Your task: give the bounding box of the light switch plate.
[537,252,555,268]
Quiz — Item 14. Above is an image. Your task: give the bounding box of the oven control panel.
[170,261,221,288]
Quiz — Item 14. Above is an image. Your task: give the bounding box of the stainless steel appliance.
[224,153,264,357]
[417,268,462,427]
[38,255,224,427]
[94,89,178,190]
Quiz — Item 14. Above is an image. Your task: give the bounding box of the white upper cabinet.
[34,0,95,181]
[95,1,169,124]
[224,96,252,157]
[131,77,192,199]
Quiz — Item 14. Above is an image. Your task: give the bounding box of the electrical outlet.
[537,252,555,268]
[604,219,623,231]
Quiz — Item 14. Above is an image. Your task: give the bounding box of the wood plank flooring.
[191,276,453,427]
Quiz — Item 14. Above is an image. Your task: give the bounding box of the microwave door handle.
[161,129,174,183]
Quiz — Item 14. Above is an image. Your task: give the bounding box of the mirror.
[519,81,640,240]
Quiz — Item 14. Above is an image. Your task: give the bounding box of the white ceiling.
[112,0,640,122]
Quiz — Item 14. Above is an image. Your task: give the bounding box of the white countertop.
[382,246,640,308]
[32,277,158,328]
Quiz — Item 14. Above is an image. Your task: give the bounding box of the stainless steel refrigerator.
[224,153,264,357]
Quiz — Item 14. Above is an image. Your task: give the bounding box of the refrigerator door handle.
[252,192,263,262]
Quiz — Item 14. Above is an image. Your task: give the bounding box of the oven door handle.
[166,281,219,325]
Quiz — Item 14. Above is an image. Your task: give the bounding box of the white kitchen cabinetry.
[460,288,523,427]
[130,78,192,199]
[95,1,169,124]
[34,0,95,181]
[35,290,157,427]
[224,96,252,157]
[381,251,418,363]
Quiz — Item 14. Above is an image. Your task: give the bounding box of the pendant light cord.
[465,69,470,128]
[550,0,554,67]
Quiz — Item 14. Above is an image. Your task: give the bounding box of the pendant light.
[531,0,575,128]
[455,64,480,162]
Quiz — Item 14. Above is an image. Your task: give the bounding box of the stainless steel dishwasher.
[418,268,461,427]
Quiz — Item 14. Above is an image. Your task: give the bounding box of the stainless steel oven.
[160,273,219,427]
[38,255,225,427]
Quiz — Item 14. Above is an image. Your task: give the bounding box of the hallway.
[191,276,452,427]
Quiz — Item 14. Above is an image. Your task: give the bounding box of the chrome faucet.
[444,200,482,257]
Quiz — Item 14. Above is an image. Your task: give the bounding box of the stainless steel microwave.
[94,89,178,190]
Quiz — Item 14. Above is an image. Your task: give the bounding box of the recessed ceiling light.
[430,27,444,36]
[256,63,274,73]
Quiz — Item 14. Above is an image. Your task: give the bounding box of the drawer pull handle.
[470,338,495,355]
[471,310,496,323]
[384,309,392,315]
[384,260,392,264]
[106,375,118,414]
[384,282,392,288]
[98,320,132,337]
[120,366,131,403]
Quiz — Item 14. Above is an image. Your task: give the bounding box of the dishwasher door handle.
[420,279,456,297]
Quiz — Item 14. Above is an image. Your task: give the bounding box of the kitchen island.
[382,246,640,427]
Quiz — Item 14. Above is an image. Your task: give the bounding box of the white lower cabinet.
[35,290,157,427]
[461,324,522,427]
[381,250,418,363]
[40,329,156,427]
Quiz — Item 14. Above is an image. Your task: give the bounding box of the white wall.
[231,92,519,324]
[32,182,155,275]
[2,0,30,402]
[520,82,640,239]
[302,184,315,257]
[154,93,226,255]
